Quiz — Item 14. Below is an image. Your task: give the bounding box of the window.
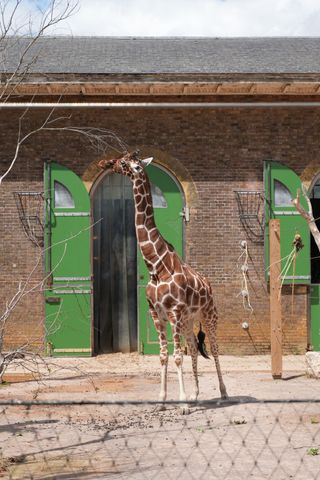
[274,179,292,206]
[151,183,167,208]
[54,181,75,208]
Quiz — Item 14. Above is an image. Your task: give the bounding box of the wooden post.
[269,219,282,379]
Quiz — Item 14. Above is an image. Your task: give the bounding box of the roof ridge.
[5,35,320,40]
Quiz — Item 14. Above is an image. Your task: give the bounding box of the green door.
[264,161,310,284]
[309,180,320,352]
[44,162,92,357]
[264,161,320,351]
[311,285,320,351]
[138,165,184,354]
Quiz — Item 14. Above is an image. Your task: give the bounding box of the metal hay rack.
[234,190,265,243]
[13,191,44,247]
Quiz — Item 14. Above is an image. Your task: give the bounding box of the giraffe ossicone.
[98,152,228,407]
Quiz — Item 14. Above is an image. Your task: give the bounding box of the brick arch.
[300,161,320,194]
[81,147,199,208]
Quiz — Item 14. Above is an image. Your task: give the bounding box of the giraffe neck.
[132,172,170,275]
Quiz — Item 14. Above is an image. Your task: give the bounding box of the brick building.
[1,37,320,356]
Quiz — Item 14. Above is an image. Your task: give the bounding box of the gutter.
[2,102,320,108]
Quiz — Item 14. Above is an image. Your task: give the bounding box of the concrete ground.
[0,354,319,479]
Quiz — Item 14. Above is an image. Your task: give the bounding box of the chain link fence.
[0,399,320,479]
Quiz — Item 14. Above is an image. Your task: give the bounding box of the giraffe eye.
[120,160,126,167]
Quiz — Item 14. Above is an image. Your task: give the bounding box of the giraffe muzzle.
[98,159,115,170]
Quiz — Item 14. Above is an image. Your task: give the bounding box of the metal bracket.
[274,211,300,216]
[54,212,90,217]
[53,276,91,281]
[53,289,91,294]
[179,206,190,222]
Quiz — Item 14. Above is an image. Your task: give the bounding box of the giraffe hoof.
[189,394,198,402]
[155,403,166,412]
[221,392,228,400]
[180,405,190,415]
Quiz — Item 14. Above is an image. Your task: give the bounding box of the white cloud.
[17,0,320,36]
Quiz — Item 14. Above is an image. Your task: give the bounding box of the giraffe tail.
[197,325,210,359]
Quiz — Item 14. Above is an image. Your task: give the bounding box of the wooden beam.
[269,219,283,379]
[1,81,320,97]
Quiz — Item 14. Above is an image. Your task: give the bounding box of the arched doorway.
[309,176,320,351]
[91,163,184,354]
[92,172,137,353]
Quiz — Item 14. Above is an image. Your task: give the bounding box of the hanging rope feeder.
[293,233,304,252]
[278,233,304,296]
[236,240,254,330]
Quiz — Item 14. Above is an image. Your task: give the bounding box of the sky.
[20,0,320,36]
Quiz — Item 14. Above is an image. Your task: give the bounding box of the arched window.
[274,179,292,206]
[54,181,75,208]
[151,183,167,208]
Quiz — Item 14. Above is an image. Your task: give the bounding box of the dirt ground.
[0,354,320,479]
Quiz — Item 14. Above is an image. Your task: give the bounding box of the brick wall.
[1,102,318,354]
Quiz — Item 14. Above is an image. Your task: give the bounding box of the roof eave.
[2,80,320,96]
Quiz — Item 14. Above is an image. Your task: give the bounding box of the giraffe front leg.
[150,307,168,407]
[168,311,189,414]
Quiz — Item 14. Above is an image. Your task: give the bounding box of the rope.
[237,240,253,329]
[278,233,304,299]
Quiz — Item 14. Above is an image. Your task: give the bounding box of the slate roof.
[2,37,320,75]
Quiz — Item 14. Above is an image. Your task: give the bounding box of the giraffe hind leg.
[203,311,228,400]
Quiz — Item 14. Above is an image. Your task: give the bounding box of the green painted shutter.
[138,165,184,354]
[264,160,310,284]
[44,162,92,356]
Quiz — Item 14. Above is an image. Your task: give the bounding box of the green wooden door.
[44,162,92,357]
[264,161,310,284]
[264,161,320,351]
[138,165,184,354]
[311,285,320,351]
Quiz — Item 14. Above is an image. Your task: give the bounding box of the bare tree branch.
[0,0,79,102]
[0,1,128,386]
[0,113,128,184]
[0,218,102,382]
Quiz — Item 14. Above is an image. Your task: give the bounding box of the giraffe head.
[98,151,153,179]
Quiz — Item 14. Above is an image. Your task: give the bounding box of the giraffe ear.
[141,157,153,167]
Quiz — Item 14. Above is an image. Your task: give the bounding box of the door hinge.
[179,206,190,222]
[46,296,61,304]
[53,276,91,281]
[54,212,90,217]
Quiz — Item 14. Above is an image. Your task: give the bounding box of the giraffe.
[98,151,227,409]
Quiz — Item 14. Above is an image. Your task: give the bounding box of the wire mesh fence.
[1,399,320,479]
